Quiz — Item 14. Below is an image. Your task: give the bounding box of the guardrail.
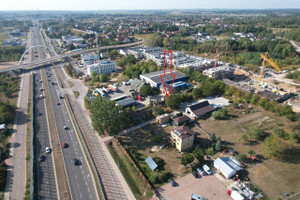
[30,73,36,200]
[64,94,106,200]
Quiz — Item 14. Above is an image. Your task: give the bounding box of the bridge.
[0,39,144,73]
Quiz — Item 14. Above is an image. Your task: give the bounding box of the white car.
[202,164,212,175]
[45,147,51,154]
[197,167,205,176]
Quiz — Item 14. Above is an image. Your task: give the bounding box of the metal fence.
[30,73,36,200]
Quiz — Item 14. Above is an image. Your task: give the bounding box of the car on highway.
[39,155,46,162]
[45,147,51,154]
[59,96,64,99]
[38,112,42,116]
[64,126,68,130]
[56,102,60,105]
[39,79,43,83]
[197,168,206,176]
[39,95,44,99]
[62,142,67,148]
[40,87,44,91]
[73,158,80,166]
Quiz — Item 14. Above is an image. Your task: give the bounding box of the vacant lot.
[118,124,191,181]
[197,105,300,199]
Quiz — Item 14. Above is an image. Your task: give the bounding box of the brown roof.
[172,115,190,125]
[188,101,215,117]
[172,126,194,139]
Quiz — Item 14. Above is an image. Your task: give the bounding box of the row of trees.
[0,73,19,98]
[89,96,133,135]
[0,101,15,124]
[91,71,109,83]
[0,46,25,62]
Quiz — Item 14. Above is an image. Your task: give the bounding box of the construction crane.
[255,52,282,93]
[214,49,248,68]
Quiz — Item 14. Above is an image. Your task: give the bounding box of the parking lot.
[106,84,150,110]
[158,174,231,200]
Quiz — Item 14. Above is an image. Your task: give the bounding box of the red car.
[56,102,60,105]
[62,142,67,148]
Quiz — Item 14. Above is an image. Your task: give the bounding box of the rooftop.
[140,69,187,85]
[172,125,194,139]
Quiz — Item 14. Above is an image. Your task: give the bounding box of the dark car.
[38,112,42,116]
[39,155,45,162]
[192,171,198,178]
[168,178,176,187]
[73,158,81,166]
[60,96,64,99]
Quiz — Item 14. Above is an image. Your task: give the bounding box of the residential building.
[185,101,215,119]
[203,66,234,80]
[171,126,195,152]
[214,157,243,179]
[81,52,98,65]
[140,69,187,88]
[87,60,116,75]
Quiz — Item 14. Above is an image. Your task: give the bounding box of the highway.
[32,25,59,199]
[0,39,145,73]
[45,66,98,200]
[33,69,58,199]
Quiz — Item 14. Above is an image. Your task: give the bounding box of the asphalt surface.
[33,25,59,199]
[33,69,58,200]
[46,66,98,200]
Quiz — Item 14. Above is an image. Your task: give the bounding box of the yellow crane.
[255,52,282,93]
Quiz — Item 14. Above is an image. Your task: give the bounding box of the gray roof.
[116,98,136,107]
[140,69,187,85]
[145,156,158,171]
[131,78,145,91]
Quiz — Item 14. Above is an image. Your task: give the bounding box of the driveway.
[158,174,231,200]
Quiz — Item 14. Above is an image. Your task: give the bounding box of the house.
[185,101,215,119]
[156,114,170,124]
[171,126,195,152]
[214,157,243,179]
[172,115,191,126]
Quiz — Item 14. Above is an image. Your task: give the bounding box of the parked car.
[197,168,206,176]
[45,147,51,154]
[73,158,80,166]
[62,142,67,148]
[192,171,198,178]
[168,178,176,187]
[202,164,212,175]
[39,155,45,162]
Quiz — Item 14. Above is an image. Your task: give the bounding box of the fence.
[30,73,36,200]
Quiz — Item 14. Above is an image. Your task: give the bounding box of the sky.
[1,0,300,10]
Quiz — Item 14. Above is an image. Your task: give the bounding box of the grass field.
[197,104,300,199]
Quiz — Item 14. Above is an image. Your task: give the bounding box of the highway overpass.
[0,39,144,73]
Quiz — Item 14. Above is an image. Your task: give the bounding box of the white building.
[62,35,84,45]
[81,52,98,65]
[87,60,116,75]
[214,157,242,179]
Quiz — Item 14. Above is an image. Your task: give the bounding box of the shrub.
[236,153,247,162]
[180,153,194,166]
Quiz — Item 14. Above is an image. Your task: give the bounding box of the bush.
[236,153,247,162]
[212,108,229,120]
[205,147,214,156]
[273,128,287,139]
[180,153,194,166]
[249,128,268,140]
[263,135,287,160]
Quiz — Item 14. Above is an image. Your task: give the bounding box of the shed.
[214,157,242,179]
[156,114,170,124]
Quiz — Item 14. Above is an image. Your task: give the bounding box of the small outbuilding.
[214,156,242,179]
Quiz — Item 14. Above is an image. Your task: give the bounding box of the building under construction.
[203,66,234,80]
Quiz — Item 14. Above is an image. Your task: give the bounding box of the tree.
[263,135,286,160]
[249,128,268,140]
[109,49,118,58]
[239,134,249,143]
[212,108,229,120]
[139,85,152,97]
[236,153,247,162]
[165,94,181,109]
[248,149,256,156]
[193,147,204,164]
[192,88,202,98]
[209,133,216,143]
[180,153,194,166]
[91,71,98,83]
[89,96,132,135]
[99,74,108,83]
[205,147,214,156]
